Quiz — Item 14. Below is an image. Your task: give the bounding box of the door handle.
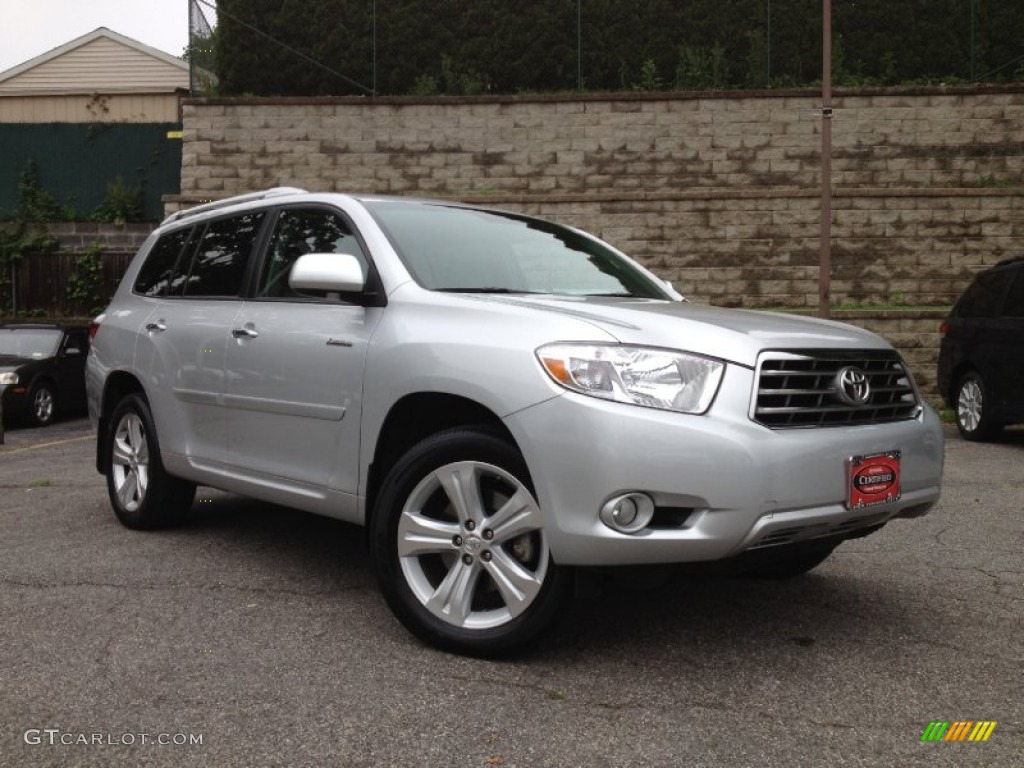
[231,327,259,339]
[145,322,167,333]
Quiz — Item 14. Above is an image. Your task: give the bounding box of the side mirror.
[289,253,365,294]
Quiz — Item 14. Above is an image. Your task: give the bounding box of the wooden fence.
[7,250,135,318]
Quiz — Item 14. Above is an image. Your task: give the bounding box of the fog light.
[600,493,655,534]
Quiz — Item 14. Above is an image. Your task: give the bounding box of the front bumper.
[0,384,30,421]
[503,364,944,566]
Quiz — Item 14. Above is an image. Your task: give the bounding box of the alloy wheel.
[111,412,150,513]
[33,387,54,424]
[957,378,983,433]
[396,460,548,630]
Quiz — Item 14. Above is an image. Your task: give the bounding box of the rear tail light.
[938,321,949,339]
[88,319,101,346]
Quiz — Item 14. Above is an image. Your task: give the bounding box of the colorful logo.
[920,721,997,742]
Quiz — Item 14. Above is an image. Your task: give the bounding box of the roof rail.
[161,187,308,226]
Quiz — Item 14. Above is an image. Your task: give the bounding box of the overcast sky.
[0,0,216,74]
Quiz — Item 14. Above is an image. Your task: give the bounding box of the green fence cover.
[0,123,182,221]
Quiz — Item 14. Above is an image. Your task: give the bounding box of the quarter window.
[956,270,1005,318]
[258,208,367,299]
[181,213,265,298]
[133,228,192,297]
[1001,269,1024,318]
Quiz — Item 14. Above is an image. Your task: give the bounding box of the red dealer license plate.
[847,451,901,509]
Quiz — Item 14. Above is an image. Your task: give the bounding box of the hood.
[0,354,34,370]
[472,296,888,367]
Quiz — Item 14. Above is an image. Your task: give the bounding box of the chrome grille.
[753,350,920,428]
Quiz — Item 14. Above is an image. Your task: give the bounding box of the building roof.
[0,27,189,95]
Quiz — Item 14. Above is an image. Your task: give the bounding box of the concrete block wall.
[172,86,1024,309]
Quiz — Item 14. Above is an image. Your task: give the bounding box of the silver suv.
[87,188,944,655]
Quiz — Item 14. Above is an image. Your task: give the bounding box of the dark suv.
[937,256,1024,441]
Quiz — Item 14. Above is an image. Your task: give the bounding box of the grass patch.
[29,478,52,488]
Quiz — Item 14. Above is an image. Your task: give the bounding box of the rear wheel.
[955,371,1002,442]
[371,428,570,657]
[28,381,56,427]
[105,394,195,529]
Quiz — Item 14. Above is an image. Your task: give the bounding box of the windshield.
[0,329,62,359]
[365,201,671,299]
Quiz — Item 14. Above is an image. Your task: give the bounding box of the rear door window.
[181,213,265,298]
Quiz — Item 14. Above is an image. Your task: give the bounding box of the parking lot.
[1,416,1020,767]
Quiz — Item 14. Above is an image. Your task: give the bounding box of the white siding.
[0,93,182,123]
[0,38,188,94]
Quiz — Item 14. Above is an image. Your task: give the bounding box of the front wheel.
[371,428,570,657]
[955,372,1002,442]
[105,393,196,529]
[28,381,56,427]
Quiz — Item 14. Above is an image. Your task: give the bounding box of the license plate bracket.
[847,450,901,509]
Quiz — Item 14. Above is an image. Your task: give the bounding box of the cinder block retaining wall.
[170,86,1024,310]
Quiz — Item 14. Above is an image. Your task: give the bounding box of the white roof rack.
[161,187,308,225]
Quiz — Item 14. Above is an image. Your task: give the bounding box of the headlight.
[536,343,725,414]
[0,372,18,385]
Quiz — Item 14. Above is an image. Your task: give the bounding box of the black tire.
[370,427,571,657]
[105,393,195,530]
[955,371,1002,442]
[28,381,56,427]
[743,544,835,579]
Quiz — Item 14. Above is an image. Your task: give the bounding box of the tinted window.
[62,330,87,353]
[366,201,669,299]
[258,208,367,299]
[1001,269,1024,318]
[134,228,192,297]
[957,270,1006,318]
[181,213,265,298]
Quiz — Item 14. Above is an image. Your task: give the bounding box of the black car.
[0,324,89,427]
[937,256,1024,441]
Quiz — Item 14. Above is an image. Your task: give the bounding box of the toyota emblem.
[835,366,871,406]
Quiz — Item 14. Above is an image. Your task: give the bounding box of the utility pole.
[819,0,833,318]
[373,0,377,96]
[577,0,582,92]
[970,0,976,81]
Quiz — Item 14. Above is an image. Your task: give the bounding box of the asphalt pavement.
[0,416,1020,767]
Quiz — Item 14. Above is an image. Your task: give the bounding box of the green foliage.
[16,162,76,223]
[439,53,488,95]
[632,59,663,92]
[744,29,769,89]
[409,73,440,96]
[0,226,57,314]
[66,241,108,317]
[91,177,144,225]
[674,43,728,90]
[212,0,1024,95]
